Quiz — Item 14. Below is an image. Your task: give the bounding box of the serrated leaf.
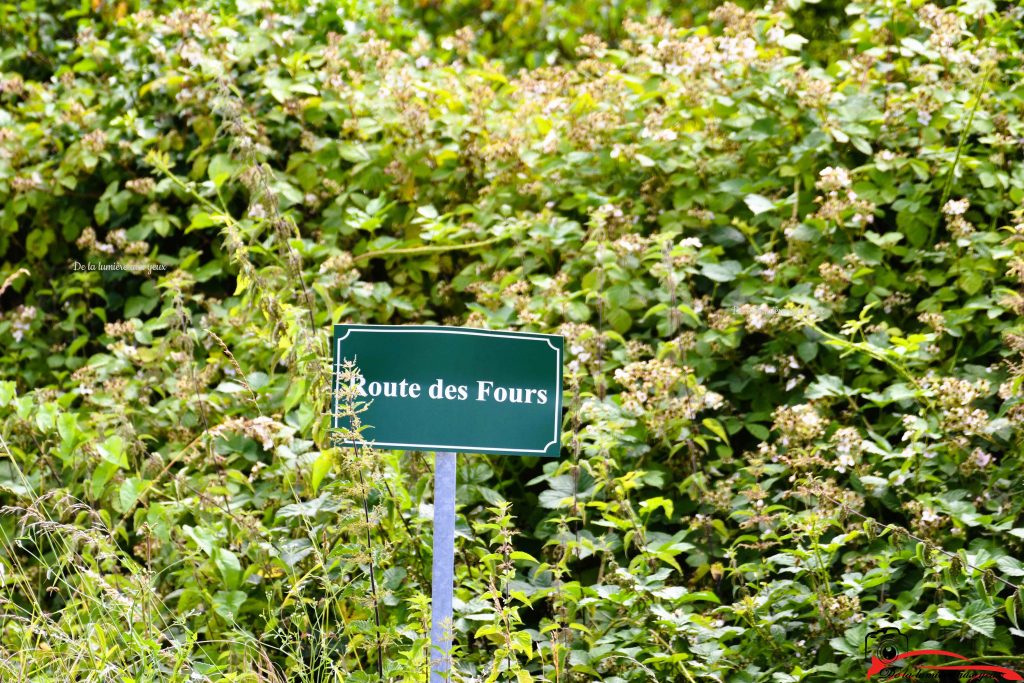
[965,611,996,638]
[996,556,1024,577]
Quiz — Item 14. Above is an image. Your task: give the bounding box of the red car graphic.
[866,648,1023,681]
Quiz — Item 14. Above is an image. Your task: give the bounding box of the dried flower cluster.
[613,359,723,437]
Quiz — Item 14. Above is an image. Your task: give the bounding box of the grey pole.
[430,451,457,682]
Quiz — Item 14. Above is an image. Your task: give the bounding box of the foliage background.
[2,0,1024,681]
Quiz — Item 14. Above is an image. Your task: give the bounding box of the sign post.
[430,451,456,681]
[332,325,563,680]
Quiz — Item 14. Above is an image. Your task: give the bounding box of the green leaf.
[797,340,818,362]
[702,418,729,444]
[311,450,333,493]
[958,270,985,295]
[26,229,55,260]
[95,200,110,225]
[701,261,742,282]
[57,413,79,445]
[207,154,236,189]
[246,371,270,390]
[996,556,1024,577]
[678,590,721,604]
[806,375,849,399]
[338,143,371,163]
[118,477,146,513]
[475,623,501,638]
[851,136,873,155]
[214,548,242,590]
[124,296,157,318]
[34,403,57,433]
[965,610,996,638]
[183,525,216,556]
[1007,594,1021,630]
[212,590,247,621]
[284,379,306,413]
[606,307,632,334]
[635,153,656,168]
[510,551,538,563]
[743,193,775,215]
[276,492,343,519]
[97,435,127,468]
[746,423,770,441]
[91,461,119,499]
[215,381,246,394]
[0,382,15,407]
[640,496,674,520]
[187,212,218,232]
[73,58,99,73]
[778,33,808,51]
[177,588,204,614]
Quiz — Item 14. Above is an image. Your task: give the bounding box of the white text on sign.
[350,376,549,405]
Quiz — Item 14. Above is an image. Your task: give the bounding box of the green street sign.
[332,325,563,457]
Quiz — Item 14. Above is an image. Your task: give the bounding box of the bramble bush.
[1,0,1024,681]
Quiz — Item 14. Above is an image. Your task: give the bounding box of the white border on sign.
[332,326,562,454]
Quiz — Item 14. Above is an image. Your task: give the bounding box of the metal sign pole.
[430,451,457,682]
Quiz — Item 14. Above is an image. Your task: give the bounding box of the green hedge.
[1,0,1023,681]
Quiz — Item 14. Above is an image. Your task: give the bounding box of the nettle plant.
[2,0,1024,681]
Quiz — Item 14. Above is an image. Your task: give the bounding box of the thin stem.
[353,235,512,263]
[357,468,385,679]
[808,477,1021,594]
[931,63,994,245]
